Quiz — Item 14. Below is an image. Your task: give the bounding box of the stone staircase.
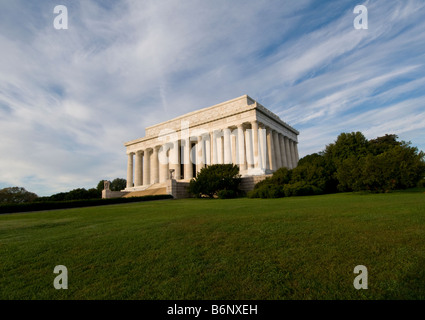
[122,182,169,198]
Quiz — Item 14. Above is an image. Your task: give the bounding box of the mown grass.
[1,189,424,300]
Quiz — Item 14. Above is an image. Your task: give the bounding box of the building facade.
[124,95,299,192]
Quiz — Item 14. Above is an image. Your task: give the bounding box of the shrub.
[252,177,273,190]
[270,167,292,185]
[337,145,425,193]
[37,188,102,202]
[0,187,38,204]
[188,164,242,198]
[110,178,127,191]
[217,189,236,199]
[249,132,425,198]
[0,194,173,214]
[283,181,323,197]
[248,184,284,199]
[247,189,259,198]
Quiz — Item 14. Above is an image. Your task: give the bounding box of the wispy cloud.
[0,0,424,195]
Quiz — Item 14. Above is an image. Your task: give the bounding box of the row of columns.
[126,121,299,189]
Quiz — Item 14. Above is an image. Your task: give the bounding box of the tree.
[250,131,425,198]
[188,164,242,198]
[248,155,331,198]
[97,180,109,193]
[96,178,126,194]
[42,187,102,202]
[337,139,425,192]
[48,192,68,202]
[375,143,425,190]
[63,188,96,201]
[292,153,337,193]
[325,132,369,165]
[368,134,401,155]
[0,187,38,204]
[110,178,126,191]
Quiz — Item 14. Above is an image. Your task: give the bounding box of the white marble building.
[124,95,299,192]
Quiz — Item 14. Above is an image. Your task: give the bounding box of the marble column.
[171,140,180,180]
[273,130,282,169]
[294,141,300,165]
[152,146,159,184]
[184,138,193,180]
[201,135,206,168]
[266,127,273,170]
[134,151,143,187]
[284,137,293,169]
[217,133,223,164]
[143,149,151,185]
[212,131,218,165]
[245,128,253,168]
[126,153,134,189]
[159,146,169,183]
[259,125,267,170]
[196,135,204,175]
[279,134,288,169]
[223,128,232,164]
[231,134,237,165]
[251,121,259,168]
[205,135,211,166]
[237,124,246,171]
[267,129,275,170]
[290,140,297,168]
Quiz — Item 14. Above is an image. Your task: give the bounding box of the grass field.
[1,189,425,300]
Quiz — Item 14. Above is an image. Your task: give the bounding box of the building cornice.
[124,95,298,147]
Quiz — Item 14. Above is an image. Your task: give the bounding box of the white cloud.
[0,0,424,195]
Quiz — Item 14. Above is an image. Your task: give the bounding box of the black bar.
[0,300,421,318]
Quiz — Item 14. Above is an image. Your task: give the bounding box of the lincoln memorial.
[122,95,299,195]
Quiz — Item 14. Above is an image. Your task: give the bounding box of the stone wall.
[239,175,271,193]
[167,179,192,199]
[102,190,130,199]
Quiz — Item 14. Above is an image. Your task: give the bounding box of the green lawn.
[1,190,425,300]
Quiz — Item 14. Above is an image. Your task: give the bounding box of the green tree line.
[249,132,425,198]
[0,178,126,204]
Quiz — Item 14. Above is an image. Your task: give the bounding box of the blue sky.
[1,0,424,196]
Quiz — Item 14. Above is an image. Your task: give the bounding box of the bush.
[249,180,323,198]
[248,184,284,199]
[37,188,102,202]
[252,177,273,190]
[217,189,236,199]
[270,167,292,185]
[111,178,127,191]
[251,132,425,198]
[337,145,425,193]
[0,194,173,214]
[188,164,242,198]
[283,181,323,197]
[0,187,38,204]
